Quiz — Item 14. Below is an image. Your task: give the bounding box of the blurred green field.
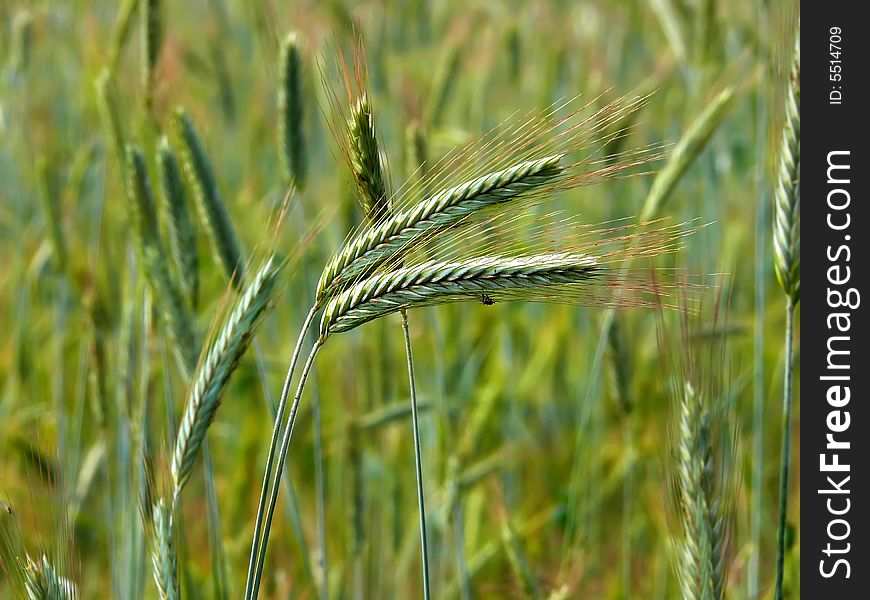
[0,1,799,598]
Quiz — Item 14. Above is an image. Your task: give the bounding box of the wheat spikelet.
[147,499,179,600]
[173,107,244,288]
[171,257,283,493]
[157,136,200,309]
[348,93,389,221]
[316,155,564,303]
[23,554,78,600]
[320,253,597,336]
[278,32,307,190]
[773,35,800,303]
[672,382,731,600]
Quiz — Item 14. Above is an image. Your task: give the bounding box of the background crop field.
[0,1,799,598]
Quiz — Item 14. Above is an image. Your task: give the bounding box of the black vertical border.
[802,3,868,596]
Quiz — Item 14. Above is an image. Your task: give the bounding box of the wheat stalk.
[171,256,283,494]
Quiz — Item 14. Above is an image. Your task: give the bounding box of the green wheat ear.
[124,144,198,369]
[24,554,78,599]
[141,0,162,100]
[773,35,800,304]
[349,93,389,222]
[172,107,244,288]
[278,32,307,190]
[171,256,283,494]
[157,136,200,309]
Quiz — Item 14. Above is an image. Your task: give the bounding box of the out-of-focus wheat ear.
[8,10,33,76]
[405,120,428,188]
[110,0,139,71]
[349,93,389,222]
[172,107,244,288]
[500,510,542,599]
[640,86,735,221]
[278,32,307,190]
[427,41,461,126]
[605,315,633,414]
[23,554,78,599]
[141,0,162,107]
[157,136,200,309]
[148,499,180,600]
[124,145,198,368]
[95,69,128,171]
[171,257,283,494]
[36,158,68,272]
[773,35,800,304]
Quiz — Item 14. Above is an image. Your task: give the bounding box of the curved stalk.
[402,309,431,600]
[250,339,324,599]
[244,306,317,599]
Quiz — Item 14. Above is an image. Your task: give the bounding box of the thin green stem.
[774,298,796,600]
[312,375,328,600]
[250,339,323,599]
[401,309,431,600]
[244,306,317,599]
[253,341,314,583]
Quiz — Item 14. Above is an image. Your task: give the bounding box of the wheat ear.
[23,554,78,599]
[173,107,244,288]
[278,32,307,190]
[773,35,800,304]
[124,145,198,368]
[140,0,162,104]
[157,136,200,309]
[316,155,564,302]
[321,253,597,336]
[145,499,179,600]
[348,94,390,221]
[171,257,283,494]
[673,383,729,600]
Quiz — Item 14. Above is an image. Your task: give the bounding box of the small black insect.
[480,294,495,305]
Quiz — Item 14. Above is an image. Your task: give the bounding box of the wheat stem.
[402,310,431,600]
[774,298,796,600]
[249,340,323,600]
[244,306,318,599]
